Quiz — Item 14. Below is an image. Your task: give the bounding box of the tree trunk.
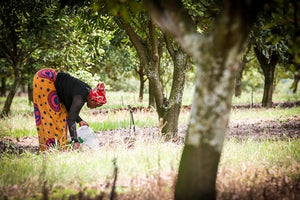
[292,1,300,93]
[161,103,180,137]
[254,46,278,108]
[161,50,189,138]
[293,73,300,93]
[1,77,20,117]
[234,44,250,97]
[176,144,220,200]
[0,78,6,97]
[262,66,275,107]
[28,83,33,103]
[148,20,164,112]
[139,77,144,102]
[148,81,156,108]
[138,66,145,102]
[234,59,246,97]
[145,0,264,199]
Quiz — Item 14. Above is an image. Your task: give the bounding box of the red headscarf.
[89,83,107,105]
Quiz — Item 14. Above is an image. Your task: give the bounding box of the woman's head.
[87,83,107,108]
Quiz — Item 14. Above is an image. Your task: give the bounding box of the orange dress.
[33,68,69,151]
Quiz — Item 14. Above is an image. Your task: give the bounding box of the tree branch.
[164,33,175,60]
[118,17,150,68]
[144,0,199,55]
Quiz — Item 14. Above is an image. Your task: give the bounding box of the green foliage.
[92,0,146,21]
[0,0,61,73]
[69,67,103,88]
[182,0,221,31]
[250,0,298,82]
[39,8,110,71]
[242,58,264,93]
[47,6,137,90]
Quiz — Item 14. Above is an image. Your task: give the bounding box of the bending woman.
[33,68,106,151]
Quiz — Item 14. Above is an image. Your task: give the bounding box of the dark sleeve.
[76,115,83,123]
[68,95,85,141]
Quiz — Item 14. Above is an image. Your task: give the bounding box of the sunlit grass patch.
[1,137,299,199]
[230,107,300,121]
[85,110,158,131]
[103,91,149,109]
[0,113,36,138]
[0,138,182,199]
[221,138,300,168]
[218,138,300,199]
[0,97,33,115]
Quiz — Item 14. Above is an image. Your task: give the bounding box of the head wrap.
[89,83,107,105]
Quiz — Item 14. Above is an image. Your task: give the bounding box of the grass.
[0,138,182,199]
[217,139,300,200]
[0,106,298,138]
[221,138,300,168]
[0,84,299,199]
[230,106,300,121]
[0,137,299,199]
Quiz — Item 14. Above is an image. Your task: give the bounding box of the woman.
[33,68,106,151]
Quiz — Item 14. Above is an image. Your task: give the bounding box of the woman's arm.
[76,116,89,127]
[68,95,85,143]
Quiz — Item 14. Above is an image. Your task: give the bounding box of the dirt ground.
[0,112,299,154]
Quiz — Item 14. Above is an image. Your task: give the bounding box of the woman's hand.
[79,120,89,127]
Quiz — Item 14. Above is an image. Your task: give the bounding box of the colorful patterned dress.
[33,68,68,151]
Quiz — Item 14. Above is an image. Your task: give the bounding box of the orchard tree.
[145,0,265,199]
[0,0,60,117]
[93,1,192,138]
[286,0,300,93]
[250,0,298,107]
[44,5,137,91]
[0,51,12,96]
[241,55,265,106]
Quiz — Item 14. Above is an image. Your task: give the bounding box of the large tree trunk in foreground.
[254,46,278,108]
[145,0,265,199]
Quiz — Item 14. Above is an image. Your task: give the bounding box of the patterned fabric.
[33,68,69,151]
[89,83,107,105]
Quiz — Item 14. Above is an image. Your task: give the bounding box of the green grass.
[221,138,300,168]
[0,137,299,199]
[230,107,300,121]
[0,86,299,199]
[0,139,182,199]
[89,118,156,131]
[0,101,299,138]
[0,113,37,138]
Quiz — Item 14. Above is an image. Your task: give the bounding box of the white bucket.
[68,126,100,150]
